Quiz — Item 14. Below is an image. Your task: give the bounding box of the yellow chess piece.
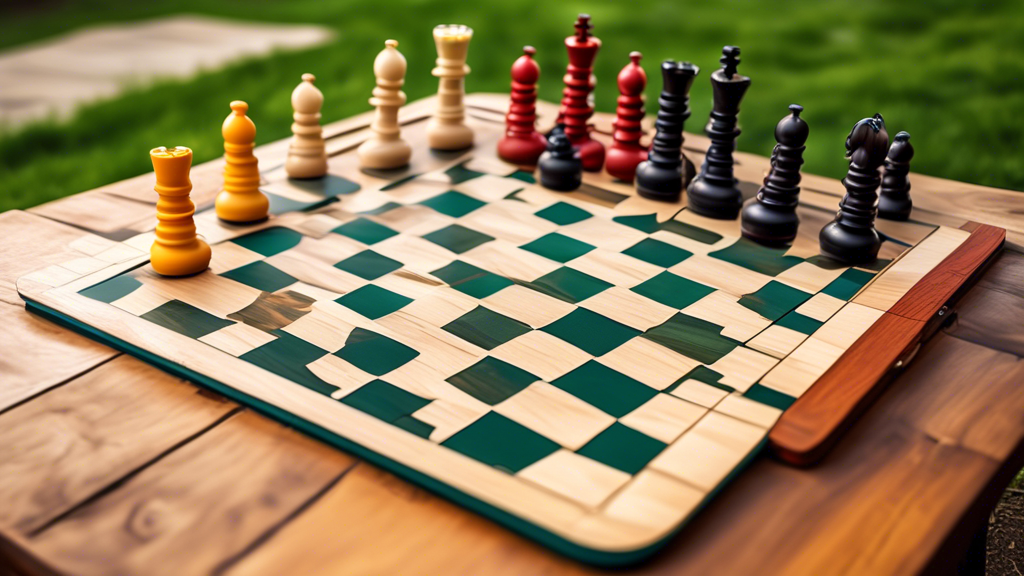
[216,100,269,223]
[149,146,211,277]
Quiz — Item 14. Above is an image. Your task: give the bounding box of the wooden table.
[2,94,1023,576]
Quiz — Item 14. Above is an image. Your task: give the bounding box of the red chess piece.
[605,51,648,182]
[559,14,604,171]
[498,46,547,166]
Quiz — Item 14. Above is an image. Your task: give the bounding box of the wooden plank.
[0,355,236,535]
[17,410,356,576]
[944,249,1024,357]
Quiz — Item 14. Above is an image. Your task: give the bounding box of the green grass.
[2,0,1023,212]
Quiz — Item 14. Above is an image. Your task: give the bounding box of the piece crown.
[574,14,593,42]
[617,51,645,95]
[223,100,256,145]
[887,131,914,162]
[775,103,809,146]
[511,46,540,84]
[721,46,741,79]
[374,39,407,83]
[291,73,324,114]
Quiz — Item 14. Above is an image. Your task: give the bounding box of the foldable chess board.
[18,152,1003,565]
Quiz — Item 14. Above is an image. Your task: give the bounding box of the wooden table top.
[2,93,1023,576]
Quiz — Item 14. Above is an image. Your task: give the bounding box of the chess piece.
[216,101,269,224]
[741,104,809,245]
[427,24,474,151]
[559,14,604,171]
[358,40,413,169]
[605,52,648,182]
[635,60,699,202]
[819,114,890,264]
[149,146,211,277]
[687,46,751,219]
[539,129,582,191]
[286,74,328,179]
[878,131,914,221]
[497,46,547,165]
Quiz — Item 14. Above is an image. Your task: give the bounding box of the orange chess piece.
[216,100,269,223]
[149,146,211,277]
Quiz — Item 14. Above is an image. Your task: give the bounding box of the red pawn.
[498,46,547,166]
[560,14,604,171]
[605,52,648,182]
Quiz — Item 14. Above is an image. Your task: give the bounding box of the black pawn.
[741,104,809,245]
[819,114,890,264]
[539,129,582,191]
[635,60,700,202]
[687,46,751,219]
[878,131,914,221]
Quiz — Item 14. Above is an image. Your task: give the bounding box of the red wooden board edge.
[769,222,1006,467]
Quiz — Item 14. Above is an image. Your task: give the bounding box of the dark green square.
[708,237,803,276]
[141,299,234,339]
[430,260,513,299]
[334,250,403,280]
[420,190,486,217]
[631,271,716,309]
[445,162,487,184]
[423,224,495,254]
[232,226,303,257]
[535,202,593,226]
[442,412,559,473]
[577,422,666,474]
[822,268,876,300]
[446,356,538,405]
[334,327,419,376]
[541,308,639,356]
[443,306,532,351]
[240,332,336,396]
[221,261,297,292]
[523,267,613,304]
[744,383,796,411]
[665,365,733,394]
[79,274,142,303]
[738,280,812,321]
[622,238,693,268]
[335,284,412,320]
[340,379,434,438]
[550,360,657,417]
[775,311,823,335]
[333,217,398,245]
[643,313,739,364]
[520,233,595,263]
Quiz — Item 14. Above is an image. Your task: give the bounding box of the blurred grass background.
[1,0,1023,213]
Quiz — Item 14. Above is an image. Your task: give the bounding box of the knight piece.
[558,14,604,171]
[427,24,474,151]
[878,131,914,221]
[687,46,751,219]
[497,46,547,165]
[605,52,648,182]
[635,60,699,202]
[539,129,582,191]
[819,114,890,264]
[358,39,412,169]
[741,104,810,245]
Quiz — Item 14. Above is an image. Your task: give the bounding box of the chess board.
[17,150,1002,565]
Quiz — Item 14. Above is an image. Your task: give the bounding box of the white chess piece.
[357,40,412,169]
[285,73,328,179]
[426,24,474,151]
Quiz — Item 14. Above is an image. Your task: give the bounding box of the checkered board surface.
[34,154,952,563]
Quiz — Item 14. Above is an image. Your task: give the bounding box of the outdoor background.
[1,0,1022,214]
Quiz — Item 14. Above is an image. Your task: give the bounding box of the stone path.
[0,14,333,129]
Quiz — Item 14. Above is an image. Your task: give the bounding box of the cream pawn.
[149,146,211,277]
[286,73,328,179]
[358,40,412,169]
[216,101,268,223]
[426,24,474,151]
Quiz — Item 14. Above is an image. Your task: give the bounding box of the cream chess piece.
[358,40,412,169]
[426,24,474,151]
[286,73,328,179]
[216,101,269,223]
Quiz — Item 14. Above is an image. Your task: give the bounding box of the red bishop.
[498,46,547,166]
[605,51,648,182]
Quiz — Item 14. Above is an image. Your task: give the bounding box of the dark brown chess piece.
[634,60,699,202]
[498,46,548,166]
[741,104,809,245]
[605,52,647,182]
[878,131,914,221]
[539,128,582,191]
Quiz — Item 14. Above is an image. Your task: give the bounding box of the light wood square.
[518,449,631,509]
[110,284,171,316]
[482,284,576,329]
[291,233,366,265]
[457,202,559,245]
[400,287,479,328]
[454,174,529,202]
[495,382,615,450]
[813,302,884,350]
[490,330,591,382]
[410,396,490,443]
[620,394,708,444]
[746,325,807,359]
[558,217,649,252]
[795,292,846,322]
[68,234,117,256]
[210,241,264,274]
[372,234,458,275]
[566,249,664,288]
[759,336,845,398]
[579,287,677,332]
[673,209,741,240]
[668,379,730,409]
[376,311,486,377]
[94,243,145,264]
[374,269,444,301]
[462,239,562,282]
[21,264,81,288]
[775,261,847,293]
[649,229,730,257]
[281,307,358,353]
[708,346,779,393]
[714,392,783,429]
[265,252,368,295]
[598,337,701,391]
[372,204,456,234]
[285,281,343,302]
[602,470,706,529]
[670,255,774,297]
[304,355,375,399]
[137,268,261,318]
[59,256,110,276]
[198,321,278,357]
[290,213,347,238]
[682,290,774,342]
[649,411,765,491]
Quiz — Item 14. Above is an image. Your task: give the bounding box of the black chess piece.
[635,60,700,202]
[687,46,751,219]
[878,131,914,221]
[741,104,809,245]
[819,114,890,264]
[539,129,582,191]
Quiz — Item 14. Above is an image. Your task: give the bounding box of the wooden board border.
[769,222,1006,466]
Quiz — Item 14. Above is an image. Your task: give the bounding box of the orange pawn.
[149,146,211,277]
[216,101,268,223]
